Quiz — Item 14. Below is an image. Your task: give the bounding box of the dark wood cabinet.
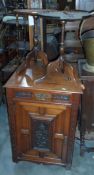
[5,54,82,168]
[6,86,81,168]
[78,59,94,155]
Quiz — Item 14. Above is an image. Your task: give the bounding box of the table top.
[14,9,55,16]
[38,11,89,21]
[14,9,89,21]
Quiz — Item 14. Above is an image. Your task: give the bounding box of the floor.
[0,103,94,175]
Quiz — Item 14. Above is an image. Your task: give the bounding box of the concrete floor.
[0,103,94,175]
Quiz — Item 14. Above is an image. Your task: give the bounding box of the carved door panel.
[14,101,71,164]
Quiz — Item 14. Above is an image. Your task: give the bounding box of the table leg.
[59,20,66,72]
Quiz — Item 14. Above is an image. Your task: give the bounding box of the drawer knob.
[54,133,64,140]
[21,129,29,135]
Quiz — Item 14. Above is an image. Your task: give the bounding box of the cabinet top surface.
[5,52,82,94]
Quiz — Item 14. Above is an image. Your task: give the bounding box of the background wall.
[76,0,94,11]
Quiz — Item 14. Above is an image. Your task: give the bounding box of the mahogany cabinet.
[78,59,94,155]
[6,87,81,168]
[5,53,82,168]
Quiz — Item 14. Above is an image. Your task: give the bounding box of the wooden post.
[27,0,34,50]
[27,0,43,50]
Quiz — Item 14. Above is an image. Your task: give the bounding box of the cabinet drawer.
[15,91,71,104]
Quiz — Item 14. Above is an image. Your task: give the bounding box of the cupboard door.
[14,101,71,164]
